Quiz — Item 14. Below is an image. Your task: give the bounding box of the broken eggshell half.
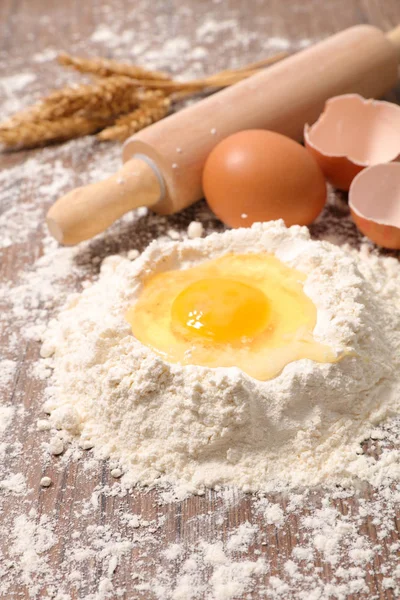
[304,94,400,191]
[349,163,400,249]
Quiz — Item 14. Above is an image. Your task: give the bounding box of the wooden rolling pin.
[47,24,400,245]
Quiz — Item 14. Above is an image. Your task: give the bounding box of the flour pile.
[40,221,400,496]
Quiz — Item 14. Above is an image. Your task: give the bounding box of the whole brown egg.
[202,130,327,228]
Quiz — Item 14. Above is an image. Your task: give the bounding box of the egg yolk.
[125,253,338,381]
[171,278,270,343]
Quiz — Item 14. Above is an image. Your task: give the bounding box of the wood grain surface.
[0,1,400,599]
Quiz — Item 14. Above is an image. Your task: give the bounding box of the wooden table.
[1,1,399,598]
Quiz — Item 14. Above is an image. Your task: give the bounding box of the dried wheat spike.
[97,69,262,96]
[9,76,139,124]
[98,91,171,142]
[58,52,171,81]
[0,115,112,149]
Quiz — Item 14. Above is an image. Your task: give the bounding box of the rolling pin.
[47,24,400,245]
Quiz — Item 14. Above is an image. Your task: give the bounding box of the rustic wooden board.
[0,1,399,598]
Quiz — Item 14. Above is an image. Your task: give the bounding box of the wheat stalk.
[98,91,171,142]
[58,52,171,81]
[0,115,112,148]
[92,69,264,95]
[8,76,139,124]
[208,52,288,78]
[0,51,289,149]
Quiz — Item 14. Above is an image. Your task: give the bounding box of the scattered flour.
[187,220,204,238]
[0,405,15,438]
[0,72,38,119]
[0,480,399,599]
[0,472,27,495]
[87,15,317,78]
[0,156,71,249]
[0,359,17,391]
[226,522,258,552]
[0,360,17,467]
[32,48,58,64]
[256,498,285,526]
[10,513,56,593]
[1,73,36,90]
[39,476,51,487]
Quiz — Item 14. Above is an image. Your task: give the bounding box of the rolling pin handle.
[46,157,162,245]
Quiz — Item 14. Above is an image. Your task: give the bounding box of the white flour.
[40,221,400,496]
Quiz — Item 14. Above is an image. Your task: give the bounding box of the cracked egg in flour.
[41,221,399,492]
[126,252,338,380]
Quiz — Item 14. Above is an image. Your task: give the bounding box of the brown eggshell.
[349,163,400,249]
[304,94,400,191]
[202,130,327,229]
